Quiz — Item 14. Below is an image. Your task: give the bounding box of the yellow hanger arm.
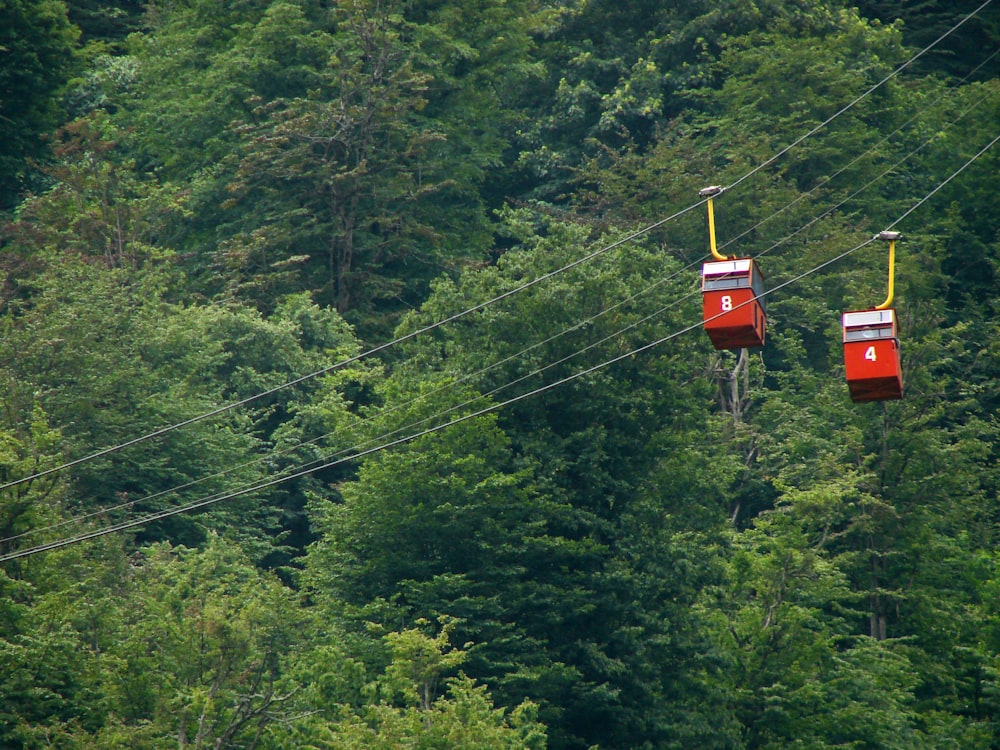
[874,231,899,310]
[700,186,727,261]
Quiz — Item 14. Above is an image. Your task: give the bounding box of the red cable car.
[842,309,902,401]
[702,258,766,349]
[842,231,903,402]
[698,186,766,350]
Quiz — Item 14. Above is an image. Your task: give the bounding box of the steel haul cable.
[6,56,998,549]
[0,200,703,493]
[3,129,995,564]
[3,0,989,494]
[724,0,994,193]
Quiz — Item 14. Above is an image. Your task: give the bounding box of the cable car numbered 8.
[702,258,766,349]
[698,186,767,350]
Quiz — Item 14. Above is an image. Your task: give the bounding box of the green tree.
[222,0,449,321]
[1,535,305,748]
[273,617,545,750]
[7,111,187,271]
[854,0,1000,79]
[102,537,302,748]
[304,208,744,749]
[302,400,579,714]
[1,219,365,560]
[0,505,131,748]
[0,0,80,207]
[118,0,546,333]
[707,479,928,748]
[316,623,545,750]
[515,0,878,203]
[64,0,143,48]
[221,0,545,332]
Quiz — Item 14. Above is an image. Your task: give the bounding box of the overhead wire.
[886,133,999,227]
[723,0,994,193]
[6,26,997,548]
[365,24,1000,434]
[0,265,697,546]
[4,0,990,494]
[721,50,1000,257]
[0,242,875,563]
[3,5,995,557]
[0,200,705,493]
[750,83,1000,263]
[0,263,695,546]
[3,127,996,564]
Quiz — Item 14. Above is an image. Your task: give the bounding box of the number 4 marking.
[865,346,877,362]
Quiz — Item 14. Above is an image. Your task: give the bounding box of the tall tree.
[121,0,547,335]
[304,209,744,749]
[0,0,80,207]
[854,0,1000,79]
[64,0,144,48]
[1,535,305,748]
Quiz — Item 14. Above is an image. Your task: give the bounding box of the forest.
[1,0,999,747]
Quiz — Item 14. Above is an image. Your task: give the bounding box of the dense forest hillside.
[1,0,998,747]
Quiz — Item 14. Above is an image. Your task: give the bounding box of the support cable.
[7,78,997,547]
[720,61,1000,257]
[4,129,994,563]
[723,0,993,193]
[4,0,986,493]
[0,202,702,493]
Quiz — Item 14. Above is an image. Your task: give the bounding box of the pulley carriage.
[695,186,904,402]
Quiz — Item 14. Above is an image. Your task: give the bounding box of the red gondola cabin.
[702,258,766,350]
[842,309,902,402]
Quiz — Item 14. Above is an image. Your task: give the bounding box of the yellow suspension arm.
[874,231,899,310]
[700,186,727,261]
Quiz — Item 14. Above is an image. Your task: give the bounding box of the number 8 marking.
[721,295,733,312]
[864,345,877,362]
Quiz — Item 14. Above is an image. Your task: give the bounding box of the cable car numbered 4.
[699,186,766,350]
[842,231,903,402]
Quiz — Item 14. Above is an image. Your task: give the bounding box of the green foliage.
[122,0,283,178]
[0,522,131,748]
[2,1,999,748]
[0,398,65,555]
[221,0,453,321]
[302,210,747,748]
[855,0,1000,79]
[710,486,927,748]
[102,537,302,747]
[304,392,582,741]
[0,233,364,559]
[0,535,306,748]
[0,0,81,207]
[8,111,187,270]
[118,0,547,335]
[280,620,546,750]
[65,0,144,48]
[314,675,546,750]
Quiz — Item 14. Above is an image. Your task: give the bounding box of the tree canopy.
[1,1,999,747]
